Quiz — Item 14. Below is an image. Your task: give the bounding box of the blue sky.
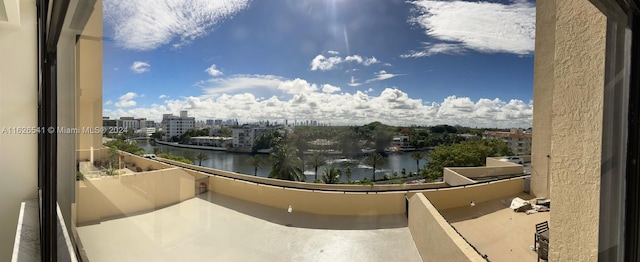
[102,0,535,128]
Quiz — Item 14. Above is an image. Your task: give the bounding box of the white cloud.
[130,61,151,74]
[105,100,113,105]
[407,0,535,55]
[327,50,340,55]
[205,64,223,76]
[278,78,318,95]
[104,0,250,51]
[364,70,406,83]
[310,53,381,71]
[322,84,341,94]
[310,55,344,71]
[363,57,379,66]
[106,75,531,127]
[401,42,466,58]
[115,92,138,108]
[345,55,363,63]
[159,95,168,99]
[197,74,285,96]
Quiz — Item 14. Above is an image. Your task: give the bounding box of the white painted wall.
[0,0,38,260]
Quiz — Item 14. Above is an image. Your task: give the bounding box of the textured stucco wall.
[531,0,555,199]
[548,0,607,261]
[423,178,524,210]
[76,169,195,225]
[0,1,37,260]
[408,194,485,262]
[443,168,476,186]
[210,176,406,215]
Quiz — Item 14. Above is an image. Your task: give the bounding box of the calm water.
[138,139,428,182]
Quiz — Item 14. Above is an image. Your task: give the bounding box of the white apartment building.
[161,111,196,141]
[482,128,532,156]
[232,125,274,149]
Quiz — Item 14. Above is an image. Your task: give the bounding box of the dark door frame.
[36,0,70,261]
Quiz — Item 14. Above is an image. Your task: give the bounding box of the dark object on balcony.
[538,238,549,261]
[534,221,549,251]
[536,198,551,208]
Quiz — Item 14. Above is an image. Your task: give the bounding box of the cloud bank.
[405,0,535,57]
[104,0,250,50]
[105,75,532,128]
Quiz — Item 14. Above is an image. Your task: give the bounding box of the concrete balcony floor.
[77,192,422,262]
[440,193,551,262]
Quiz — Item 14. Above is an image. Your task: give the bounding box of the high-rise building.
[161,111,196,141]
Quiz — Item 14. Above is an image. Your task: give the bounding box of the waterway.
[138,139,428,182]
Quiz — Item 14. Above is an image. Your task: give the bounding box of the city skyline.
[102,0,535,128]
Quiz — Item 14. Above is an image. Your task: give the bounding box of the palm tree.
[269,143,305,181]
[321,167,340,184]
[246,155,267,176]
[108,146,119,169]
[364,152,387,182]
[195,152,209,166]
[345,167,352,183]
[307,152,327,181]
[410,151,425,174]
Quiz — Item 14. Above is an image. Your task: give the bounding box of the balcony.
[77,191,422,261]
[67,153,539,261]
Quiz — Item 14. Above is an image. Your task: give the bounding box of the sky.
[102,0,536,128]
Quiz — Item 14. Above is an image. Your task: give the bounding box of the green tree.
[218,126,233,137]
[321,167,340,184]
[246,155,267,176]
[195,152,209,166]
[104,138,144,155]
[339,130,361,157]
[410,151,426,174]
[180,134,192,144]
[424,139,512,180]
[253,130,283,152]
[107,146,119,169]
[345,167,352,183]
[373,129,393,153]
[150,131,163,140]
[307,152,327,181]
[364,152,387,182]
[269,144,305,181]
[157,153,194,165]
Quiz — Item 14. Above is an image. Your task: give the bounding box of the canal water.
[138,139,428,182]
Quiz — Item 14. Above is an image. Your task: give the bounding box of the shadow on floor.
[196,191,408,230]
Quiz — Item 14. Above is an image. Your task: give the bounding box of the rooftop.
[439,193,550,262]
[77,192,422,262]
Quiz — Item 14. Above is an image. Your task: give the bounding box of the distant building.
[103,118,117,128]
[457,133,478,139]
[482,128,532,155]
[161,111,196,141]
[190,136,233,147]
[232,125,275,149]
[391,136,411,148]
[136,127,156,137]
